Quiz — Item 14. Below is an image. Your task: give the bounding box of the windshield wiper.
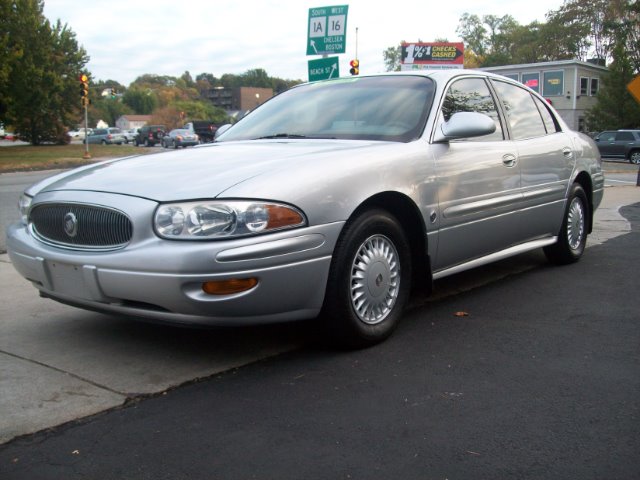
[255,133,307,140]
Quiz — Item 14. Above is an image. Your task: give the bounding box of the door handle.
[502,153,517,167]
[562,147,574,158]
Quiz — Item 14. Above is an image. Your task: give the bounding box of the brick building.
[204,87,274,112]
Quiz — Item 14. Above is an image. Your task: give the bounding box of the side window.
[440,77,504,141]
[598,132,616,142]
[615,131,634,141]
[492,80,547,140]
[580,77,589,96]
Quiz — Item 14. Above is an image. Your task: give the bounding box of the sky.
[43,0,566,86]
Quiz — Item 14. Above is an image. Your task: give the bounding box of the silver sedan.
[7,70,604,348]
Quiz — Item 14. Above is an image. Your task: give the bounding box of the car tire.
[544,183,589,265]
[320,209,411,349]
[629,150,640,165]
[101,140,106,145]
[144,139,150,147]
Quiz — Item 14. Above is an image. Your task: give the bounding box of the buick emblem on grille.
[63,212,78,238]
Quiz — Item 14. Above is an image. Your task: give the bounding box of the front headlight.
[18,193,32,225]
[154,200,306,240]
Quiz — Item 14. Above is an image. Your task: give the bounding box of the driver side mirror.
[433,112,496,143]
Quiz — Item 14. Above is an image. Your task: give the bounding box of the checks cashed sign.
[401,42,464,70]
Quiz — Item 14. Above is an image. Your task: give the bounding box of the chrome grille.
[30,203,133,250]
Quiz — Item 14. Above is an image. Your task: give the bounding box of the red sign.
[401,42,464,70]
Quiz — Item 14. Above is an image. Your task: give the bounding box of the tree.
[1,0,88,144]
[585,40,640,131]
[123,87,158,114]
[242,68,271,88]
[89,97,133,128]
[456,13,488,57]
[383,45,402,72]
[173,100,228,124]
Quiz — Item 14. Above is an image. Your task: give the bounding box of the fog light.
[202,278,258,295]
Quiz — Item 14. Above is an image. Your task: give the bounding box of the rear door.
[613,131,636,157]
[491,79,574,240]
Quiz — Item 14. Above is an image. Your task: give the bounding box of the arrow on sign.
[310,40,318,55]
[329,63,337,79]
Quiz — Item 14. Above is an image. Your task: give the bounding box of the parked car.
[183,121,217,143]
[67,128,92,140]
[162,129,199,148]
[122,129,138,144]
[593,129,640,164]
[7,71,604,348]
[135,125,166,147]
[86,128,125,145]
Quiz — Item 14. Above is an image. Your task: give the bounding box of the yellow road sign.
[627,75,640,105]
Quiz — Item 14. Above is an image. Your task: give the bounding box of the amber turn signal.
[202,278,258,295]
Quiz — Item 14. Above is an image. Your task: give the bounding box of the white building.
[115,115,152,130]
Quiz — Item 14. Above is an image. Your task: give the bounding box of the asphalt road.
[0,197,638,479]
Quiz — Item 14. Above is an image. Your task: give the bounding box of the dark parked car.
[161,129,199,148]
[183,121,218,143]
[86,128,125,145]
[594,130,640,164]
[7,71,604,348]
[135,125,166,147]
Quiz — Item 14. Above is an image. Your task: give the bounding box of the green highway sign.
[308,56,340,82]
[307,5,349,55]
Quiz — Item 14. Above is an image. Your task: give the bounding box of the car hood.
[29,140,385,202]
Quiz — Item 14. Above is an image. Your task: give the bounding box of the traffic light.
[349,59,359,76]
[110,88,116,99]
[79,74,89,106]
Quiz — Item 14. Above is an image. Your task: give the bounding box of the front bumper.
[7,191,343,326]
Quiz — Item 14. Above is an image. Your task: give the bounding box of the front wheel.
[321,209,411,349]
[629,150,640,165]
[544,183,589,264]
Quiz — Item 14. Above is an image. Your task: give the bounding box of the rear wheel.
[321,209,411,349]
[544,183,589,264]
[629,150,640,165]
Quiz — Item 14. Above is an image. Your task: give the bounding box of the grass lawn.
[0,143,155,173]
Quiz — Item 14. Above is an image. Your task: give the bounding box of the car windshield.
[218,76,435,143]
